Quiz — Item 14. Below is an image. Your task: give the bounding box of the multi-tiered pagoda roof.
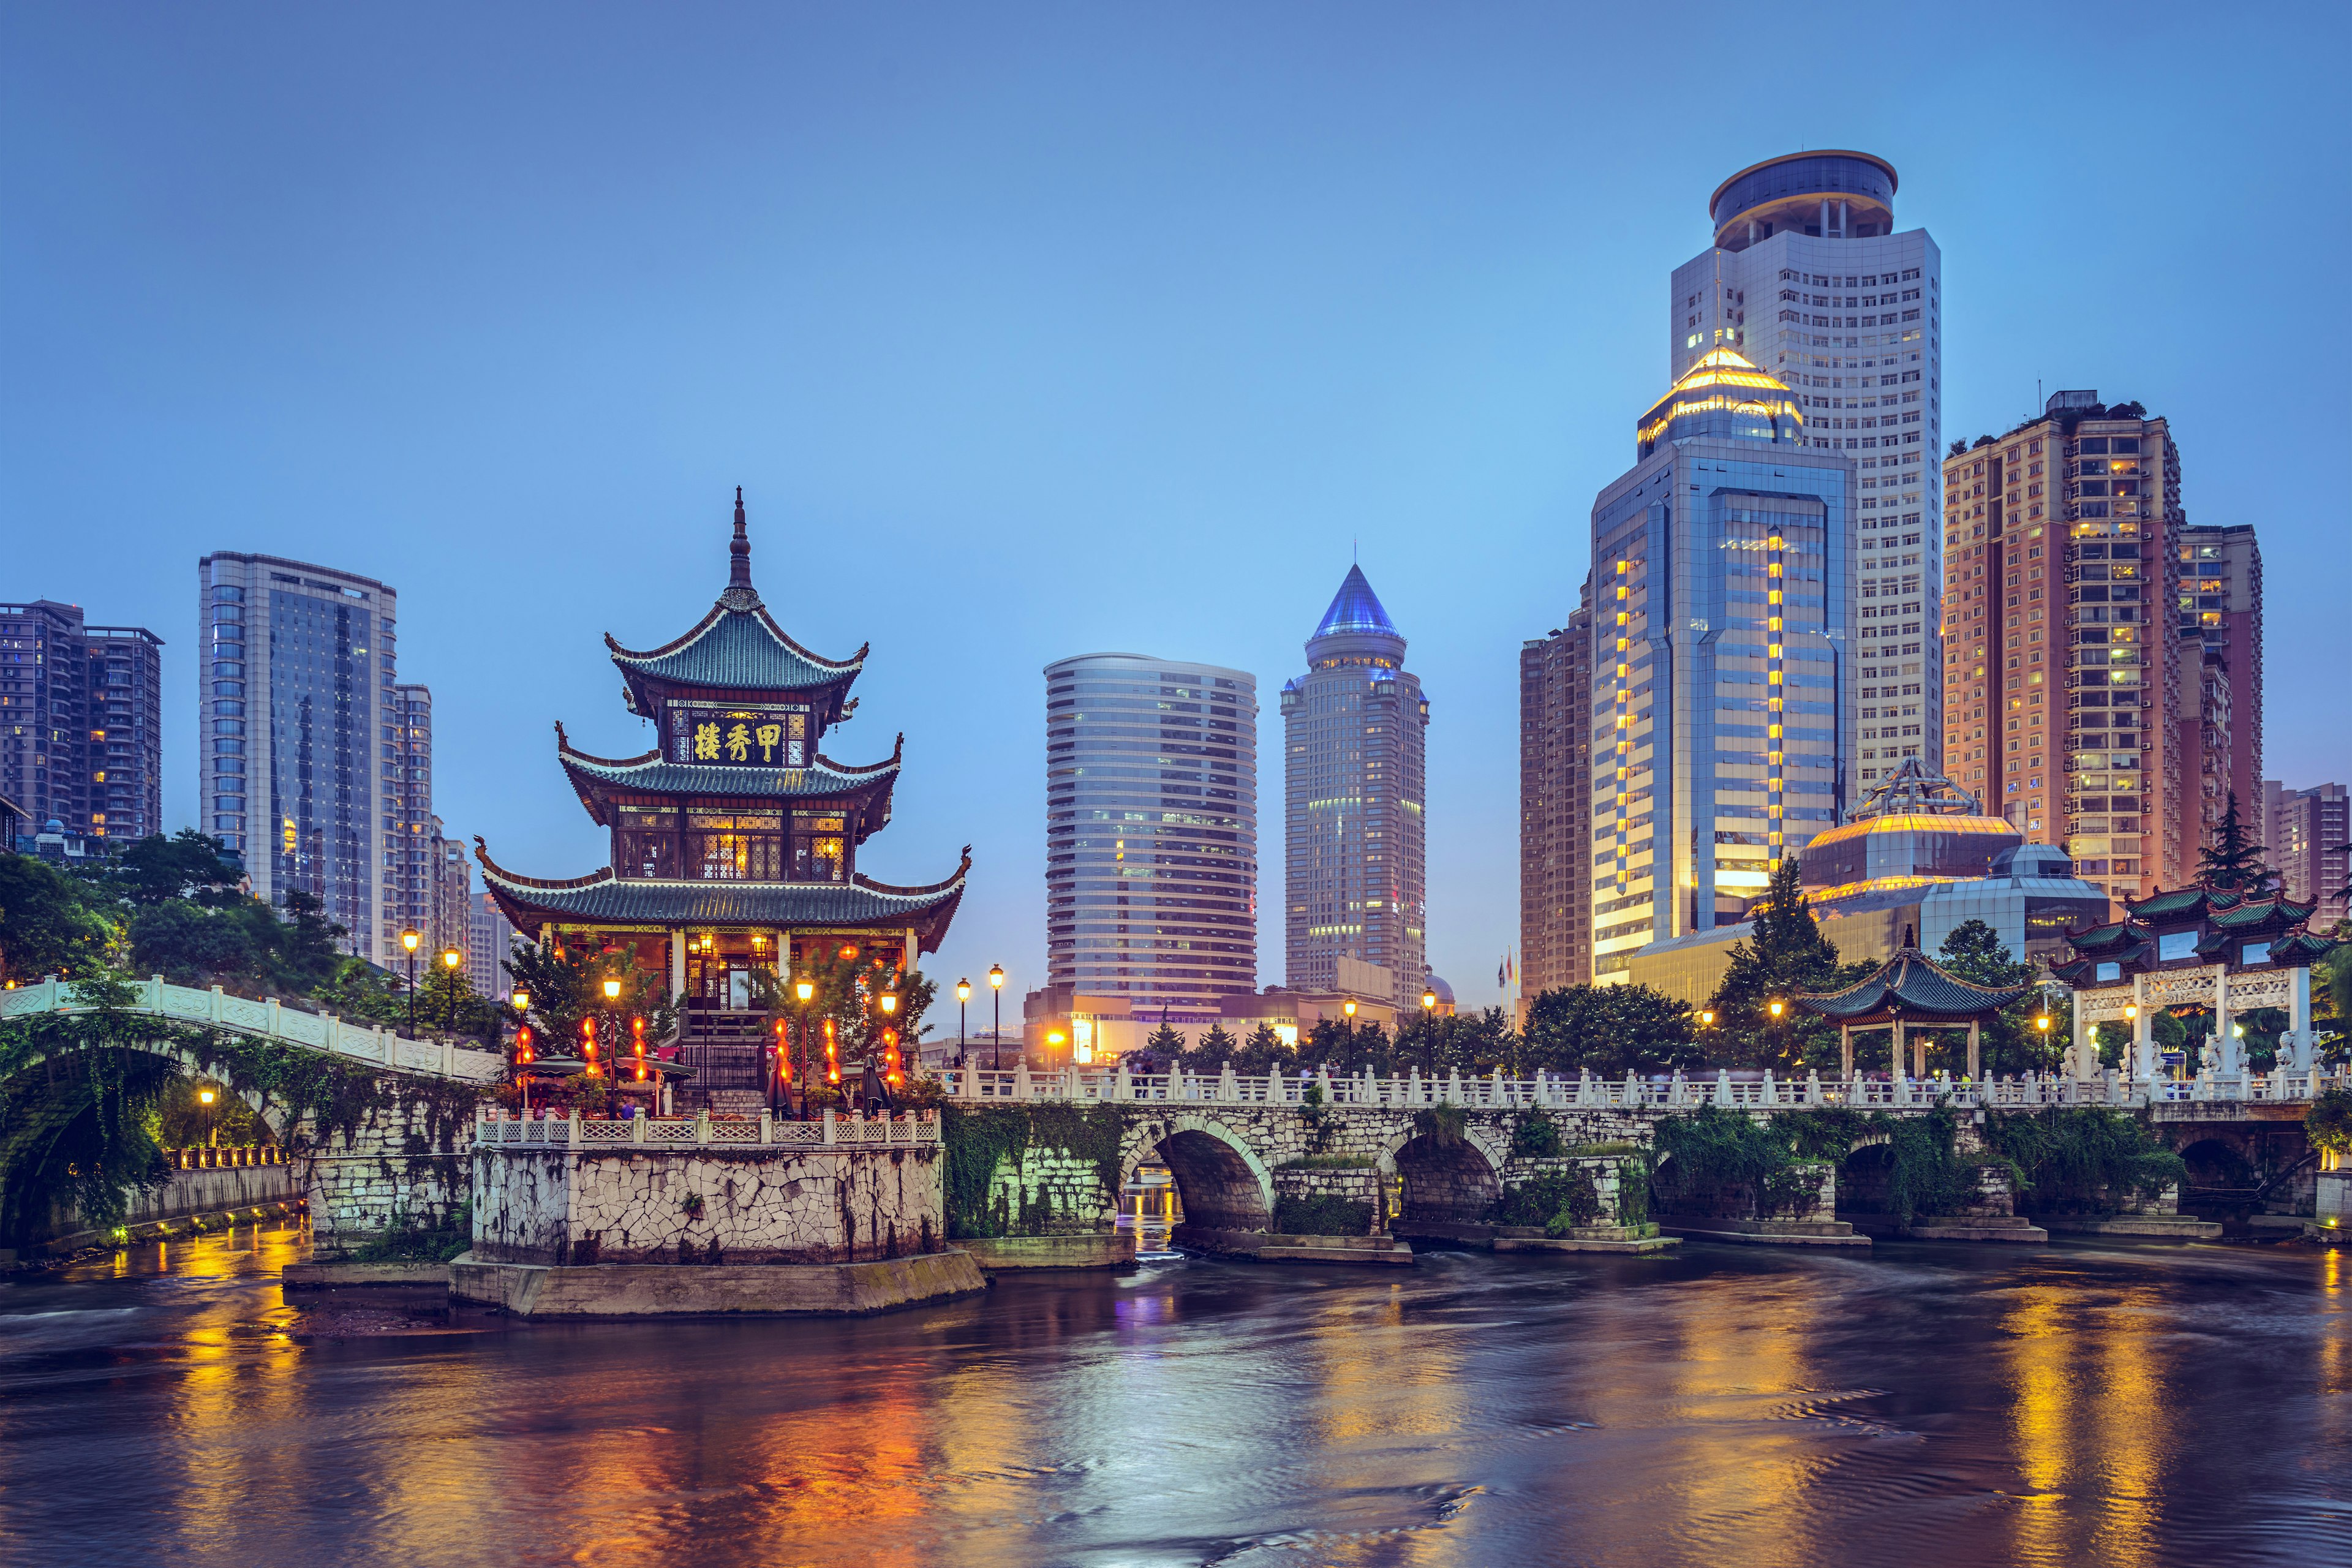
[478,491,967,952]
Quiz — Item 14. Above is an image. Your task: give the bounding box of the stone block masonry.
[304,1090,479,1259]
[471,1145,942,1265]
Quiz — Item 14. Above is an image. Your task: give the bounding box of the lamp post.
[1420,987,1437,1075]
[198,1085,216,1149]
[957,978,971,1068]
[400,926,420,1030]
[440,946,463,1040]
[1768,997,1787,1068]
[1343,997,1357,1071]
[878,987,900,1094]
[989,963,1005,1070]
[796,975,815,1112]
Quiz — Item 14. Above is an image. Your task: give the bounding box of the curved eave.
[476,843,971,954]
[606,603,867,718]
[1795,952,2034,1022]
[554,731,903,837]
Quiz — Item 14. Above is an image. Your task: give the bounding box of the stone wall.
[982,1144,1119,1235]
[302,1090,478,1258]
[471,1146,942,1265]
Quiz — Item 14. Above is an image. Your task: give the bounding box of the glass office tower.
[1589,350,1857,982]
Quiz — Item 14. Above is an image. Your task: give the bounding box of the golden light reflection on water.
[2002,1273,2169,1568]
[1652,1272,1819,1568]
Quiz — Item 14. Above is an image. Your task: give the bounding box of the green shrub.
[1564,1140,1641,1157]
[1412,1104,1468,1148]
[1276,1154,1373,1170]
[1982,1106,2187,1213]
[1509,1110,1563,1159]
[1491,1169,1602,1231]
[1272,1194,1372,1235]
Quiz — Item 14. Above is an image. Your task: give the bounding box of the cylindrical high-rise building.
[1281,568,1428,1008]
[1670,150,1943,788]
[1043,653,1258,1017]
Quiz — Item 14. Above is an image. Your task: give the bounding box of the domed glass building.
[1797,758,2021,901]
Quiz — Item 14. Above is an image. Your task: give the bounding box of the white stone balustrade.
[475,1106,940,1150]
[933,1063,2342,1112]
[0,974,505,1084]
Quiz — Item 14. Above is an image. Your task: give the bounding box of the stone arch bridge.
[0,976,501,1255]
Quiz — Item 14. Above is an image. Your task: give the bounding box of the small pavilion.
[1795,932,2036,1080]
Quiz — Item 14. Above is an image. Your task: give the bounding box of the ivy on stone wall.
[1980,1106,2187,1213]
[1509,1110,1563,1159]
[939,1102,1125,1239]
[1491,1168,1600,1231]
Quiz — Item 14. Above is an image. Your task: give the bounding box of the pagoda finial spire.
[721,485,761,610]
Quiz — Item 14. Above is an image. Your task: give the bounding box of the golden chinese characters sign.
[671,706,808,767]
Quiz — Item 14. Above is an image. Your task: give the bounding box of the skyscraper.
[2178,522,2263,824]
[2267,781,2348,927]
[469,889,519,1000]
[197,554,400,959]
[1519,603,1594,998]
[0,600,163,847]
[1044,652,1258,1017]
[1671,151,1942,772]
[1586,350,1856,982]
[1938,393,2188,903]
[1282,567,1427,1008]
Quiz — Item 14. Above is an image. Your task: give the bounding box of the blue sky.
[5,4,2343,1014]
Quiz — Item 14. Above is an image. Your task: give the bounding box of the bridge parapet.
[934,1063,2343,1112]
[0,974,503,1084]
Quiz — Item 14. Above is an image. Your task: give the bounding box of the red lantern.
[515,1024,534,1065]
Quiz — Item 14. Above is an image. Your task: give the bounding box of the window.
[2244,941,2272,966]
[2157,929,2198,962]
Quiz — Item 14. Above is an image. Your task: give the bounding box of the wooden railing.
[474,1106,939,1151]
[0,975,504,1083]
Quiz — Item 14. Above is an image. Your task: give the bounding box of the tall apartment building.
[1586,350,1856,981]
[389,684,441,951]
[1044,652,1258,1017]
[197,554,400,960]
[2267,781,2348,927]
[469,889,519,1000]
[432,831,471,959]
[1519,603,1594,998]
[1283,567,1428,1008]
[0,600,163,848]
[2178,523,2263,823]
[1937,391,2187,905]
[1670,151,1943,777]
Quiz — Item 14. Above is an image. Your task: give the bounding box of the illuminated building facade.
[1520,603,1595,997]
[0,600,162,850]
[1043,651,1258,1019]
[1628,758,2108,1003]
[1939,392,2190,903]
[479,492,968,1088]
[1588,349,1857,982]
[196,553,399,957]
[1670,151,1942,780]
[1283,566,1428,1008]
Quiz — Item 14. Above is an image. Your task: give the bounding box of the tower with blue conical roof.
[1281,565,1428,1008]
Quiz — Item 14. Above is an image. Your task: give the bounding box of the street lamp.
[957,978,971,1067]
[400,927,421,1030]
[989,963,1006,1071]
[1343,997,1357,1069]
[1768,998,1787,1066]
[440,947,463,1039]
[1420,987,1437,1075]
[198,1085,216,1148]
[1700,1009,1716,1027]
[794,975,816,1110]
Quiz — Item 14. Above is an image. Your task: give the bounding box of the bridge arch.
[1380,1121,1507,1227]
[1122,1114,1274,1232]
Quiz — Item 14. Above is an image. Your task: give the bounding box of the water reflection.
[2,1232,2350,1566]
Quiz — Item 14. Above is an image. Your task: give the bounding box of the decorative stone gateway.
[470,1116,945,1267]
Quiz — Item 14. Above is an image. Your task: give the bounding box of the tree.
[1236,1021,1297,1075]
[1704,858,1866,1070]
[1175,1021,1234,1072]
[96,830,243,909]
[1523,982,1700,1077]
[1143,1014,1185,1067]
[1937,919,2056,1076]
[0,851,119,982]
[2197,792,2275,894]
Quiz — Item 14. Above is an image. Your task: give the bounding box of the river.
[3,1221,2349,1566]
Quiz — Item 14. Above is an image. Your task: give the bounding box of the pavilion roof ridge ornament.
[719,484,761,612]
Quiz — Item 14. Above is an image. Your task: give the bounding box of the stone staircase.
[678,1087,769,1117]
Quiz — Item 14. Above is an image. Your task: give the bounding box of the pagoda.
[478,491,968,1073]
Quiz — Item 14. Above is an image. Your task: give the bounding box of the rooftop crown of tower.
[1709,150,1898,250]
[1306,564,1405,669]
